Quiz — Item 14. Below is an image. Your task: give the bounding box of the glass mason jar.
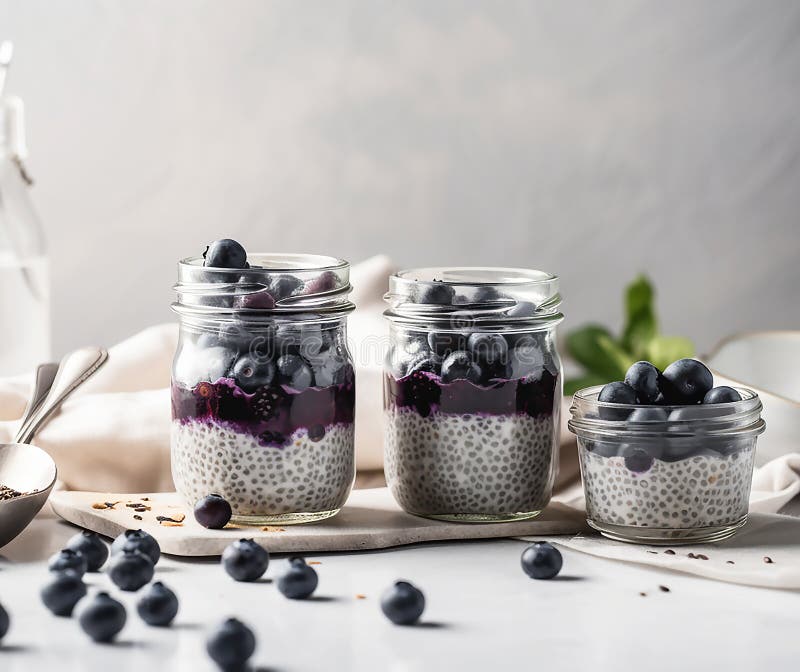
[383,267,564,523]
[569,386,766,544]
[171,253,356,525]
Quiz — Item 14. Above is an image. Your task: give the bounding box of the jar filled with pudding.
[383,267,564,522]
[171,242,356,525]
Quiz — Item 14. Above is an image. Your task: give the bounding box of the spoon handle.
[18,362,59,426]
[15,347,109,445]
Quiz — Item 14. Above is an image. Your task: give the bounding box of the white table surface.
[0,514,797,672]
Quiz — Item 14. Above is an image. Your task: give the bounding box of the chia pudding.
[383,266,565,522]
[171,243,356,524]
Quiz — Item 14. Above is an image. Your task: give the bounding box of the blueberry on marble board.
[78,592,127,643]
[597,381,637,420]
[65,530,109,572]
[194,494,233,530]
[203,239,248,269]
[277,557,319,599]
[703,386,741,404]
[624,361,661,404]
[0,601,8,642]
[111,529,161,565]
[137,581,180,627]
[222,539,269,582]
[660,358,713,404]
[380,580,425,625]
[109,548,155,592]
[40,572,87,617]
[520,542,563,580]
[206,618,256,672]
[440,351,482,384]
[48,548,88,578]
[232,355,276,393]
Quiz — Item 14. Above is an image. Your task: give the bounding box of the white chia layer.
[383,407,557,516]
[580,447,755,529]
[171,420,354,516]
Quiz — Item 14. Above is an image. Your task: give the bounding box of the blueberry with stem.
[277,557,319,599]
[111,529,161,565]
[194,494,233,530]
[380,580,425,625]
[78,592,127,643]
[203,239,248,269]
[206,618,256,672]
[41,572,87,617]
[222,539,269,582]
[48,548,88,577]
[66,530,109,572]
[137,581,179,627]
[109,548,154,592]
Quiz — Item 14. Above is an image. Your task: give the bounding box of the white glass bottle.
[0,95,50,375]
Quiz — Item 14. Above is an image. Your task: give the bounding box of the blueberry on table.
[111,529,161,565]
[194,494,233,530]
[440,351,482,384]
[417,282,455,305]
[520,542,563,580]
[597,381,637,420]
[48,548,88,577]
[78,592,126,643]
[203,239,248,269]
[380,580,425,625]
[66,530,109,572]
[624,361,661,404]
[109,548,155,591]
[222,539,269,582]
[660,358,713,404]
[277,557,319,600]
[0,602,8,642]
[467,333,508,365]
[137,581,179,627]
[206,618,256,672]
[40,572,87,616]
[232,355,276,393]
[703,386,742,404]
[277,354,314,390]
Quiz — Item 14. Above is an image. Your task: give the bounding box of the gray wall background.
[2,0,799,356]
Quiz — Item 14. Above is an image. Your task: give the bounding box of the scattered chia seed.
[696,554,709,561]
[0,484,27,501]
[659,585,670,593]
[639,592,647,597]
[763,556,774,564]
[726,560,735,565]
[688,552,697,559]
[133,514,143,521]
[664,550,676,555]
[157,514,186,524]
[646,550,658,554]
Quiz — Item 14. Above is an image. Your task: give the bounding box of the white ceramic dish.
[706,331,800,466]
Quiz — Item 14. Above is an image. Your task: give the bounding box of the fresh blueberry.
[597,381,637,420]
[627,407,668,423]
[622,447,655,473]
[233,290,275,310]
[111,529,161,565]
[48,548,88,577]
[277,354,314,390]
[380,580,425,625]
[624,361,661,404]
[660,358,713,404]
[440,351,482,384]
[417,282,455,305]
[703,386,741,404]
[277,557,319,600]
[203,239,248,269]
[467,333,508,365]
[269,274,304,300]
[206,618,256,672]
[109,548,155,592]
[137,581,179,627]
[0,602,8,642]
[427,331,466,357]
[78,592,127,643]
[65,531,109,572]
[40,572,87,616]
[520,542,563,579]
[222,539,269,582]
[194,494,233,530]
[232,355,275,393]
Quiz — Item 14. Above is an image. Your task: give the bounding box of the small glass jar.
[383,267,564,522]
[171,253,356,525]
[569,386,766,544]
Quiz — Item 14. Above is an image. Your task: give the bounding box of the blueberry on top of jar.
[203,239,248,269]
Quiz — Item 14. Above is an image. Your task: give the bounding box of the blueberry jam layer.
[171,376,355,448]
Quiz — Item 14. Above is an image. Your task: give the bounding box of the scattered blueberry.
[417,282,455,305]
[78,592,127,643]
[277,354,314,390]
[48,548,88,577]
[0,602,8,642]
[467,333,508,365]
[232,355,275,393]
[703,386,742,404]
[660,358,713,404]
[206,618,256,672]
[380,580,425,625]
[627,407,668,423]
[66,530,109,572]
[109,548,155,591]
[520,542,563,579]
[276,557,319,600]
[624,361,661,404]
[222,539,269,582]
[40,572,87,617]
[137,581,179,627]
[203,239,248,269]
[622,447,655,473]
[194,494,233,529]
[111,529,161,565]
[597,381,637,420]
[440,351,482,384]
[269,274,304,300]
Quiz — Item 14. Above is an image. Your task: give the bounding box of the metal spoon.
[0,347,108,548]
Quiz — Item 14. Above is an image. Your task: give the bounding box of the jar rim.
[179,252,349,273]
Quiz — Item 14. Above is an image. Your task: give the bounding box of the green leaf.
[566,325,629,380]
[595,332,636,378]
[565,374,608,396]
[646,335,695,371]
[621,275,657,359]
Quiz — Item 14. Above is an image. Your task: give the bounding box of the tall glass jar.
[171,253,356,525]
[383,267,564,522]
